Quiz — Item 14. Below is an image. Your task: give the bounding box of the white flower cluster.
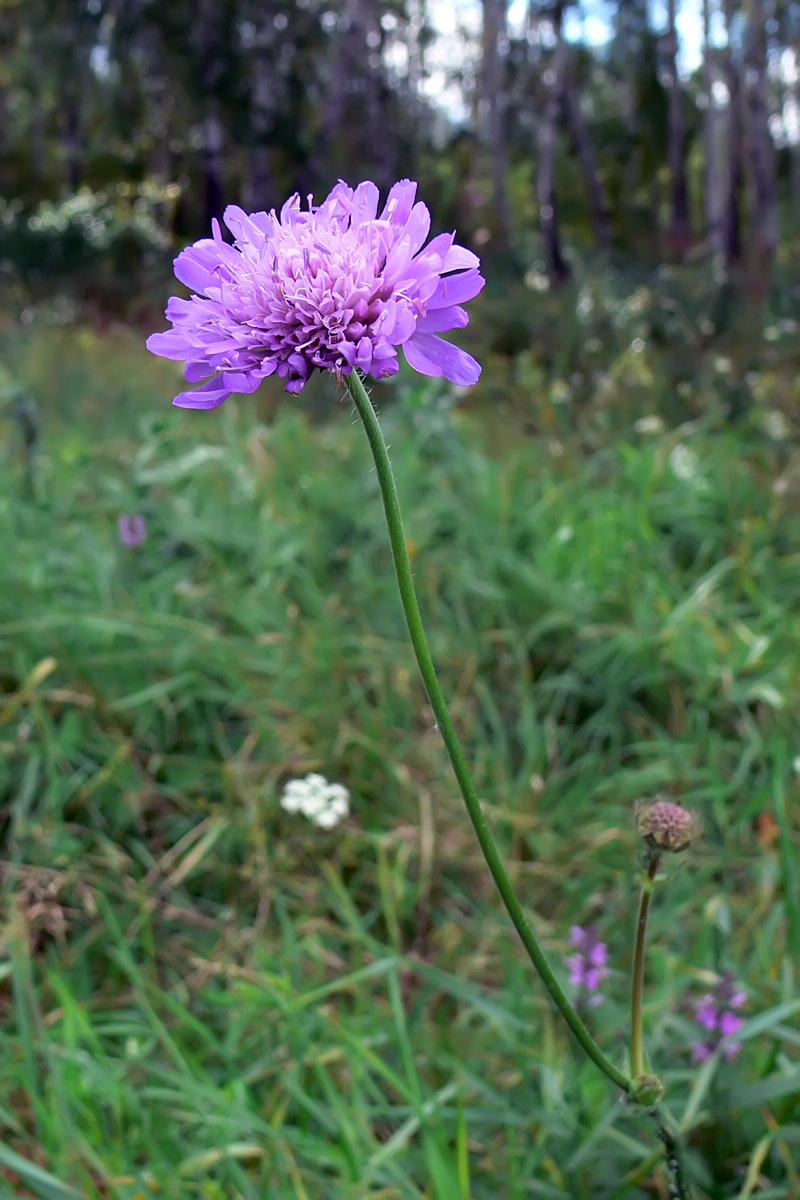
[669,443,702,483]
[280,773,349,829]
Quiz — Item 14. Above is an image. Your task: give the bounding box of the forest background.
[0,0,800,1197]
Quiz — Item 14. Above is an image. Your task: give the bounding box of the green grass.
[0,319,799,1198]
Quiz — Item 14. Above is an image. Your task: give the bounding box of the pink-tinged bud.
[634,797,701,852]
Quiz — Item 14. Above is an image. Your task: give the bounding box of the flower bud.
[635,797,701,853]
[630,1073,665,1108]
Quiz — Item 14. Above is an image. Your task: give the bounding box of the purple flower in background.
[146,179,485,406]
[118,513,147,548]
[566,925,610,1007]
[690,972,747,1062]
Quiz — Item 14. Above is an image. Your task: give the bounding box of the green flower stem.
[345,370,631,1096]
[631,851,661,1078]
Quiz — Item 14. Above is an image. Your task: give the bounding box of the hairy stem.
[345,370,630,1094]
[654,1106,692,1200]
[631,851,661,1077]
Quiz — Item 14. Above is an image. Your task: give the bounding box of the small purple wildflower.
[566,925,610,1007]
[118,513,147,548]
[635,796,701,852]
[146,179,485,406]
[690,972,747,1062]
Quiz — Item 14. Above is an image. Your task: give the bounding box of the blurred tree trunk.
[61,96,83,190]
[244,18,276,213]
[202,110,225,229]
[742,0,778,274]
[722,0,744,267]
[665,0,691,252]
[538,7,570,283]
[57,0,85,191]
[320,0,392,188]
[793,56,800,211]
[563,75,612,250]
[361,0,393,191]
[146,77,173,183]
[321,13,346,156]
[480,0,511,243]
[703,0,725,256]
[193,0,228,228]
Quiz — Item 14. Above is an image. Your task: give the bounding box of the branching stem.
[345,370,630,1094]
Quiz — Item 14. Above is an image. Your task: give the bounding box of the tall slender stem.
[631,851,661,1077]
[345,370,631,1095]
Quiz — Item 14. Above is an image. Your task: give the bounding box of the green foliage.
[0,184,178,310]
[469,249,800,439]
[0,323,798,1196]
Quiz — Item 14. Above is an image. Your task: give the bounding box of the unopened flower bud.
[635,797,701,853]
[630,1073,665,1107]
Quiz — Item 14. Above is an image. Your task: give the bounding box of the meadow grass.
[0,318,798,1198]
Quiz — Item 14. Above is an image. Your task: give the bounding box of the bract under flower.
[147,180,485,406]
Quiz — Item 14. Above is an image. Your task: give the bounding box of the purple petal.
[423,232,455,261]
[173,241,223,292]
[372,355,399,379]
[566,955,585,986]
[379,299,416,342]
[147,329,193,360]
[416,305,469,334]
[404,332,481,386]
[280,193,302,224]
[166,296,201,323]
[118,514,147,548]
[400,202,432,255]
[695,1002,719,1031]
[382,239,414,286]
[337,341,357,367]
[224,204,275,246]
[589,943,608,967]
[380,179,417,228]
[427,269,485,309]
[719,1012,744,1038]
[185,360,213,382]
[221,370,264,393]
[442,243,481,272]
[351,181,380,224]
[355,337,372,370]
[173,378,231,409]
[319,181,352,223]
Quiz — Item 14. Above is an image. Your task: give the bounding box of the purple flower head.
[566,925,610,1007]
[689,972,747,1062]
[635,796,701,852]
[118,513,147,548]
[146,180,485,407]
